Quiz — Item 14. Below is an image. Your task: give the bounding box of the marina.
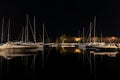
[0,15,120,80]
[0,0,120,80]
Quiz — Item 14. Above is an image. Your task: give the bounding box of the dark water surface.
[0,47,120,80]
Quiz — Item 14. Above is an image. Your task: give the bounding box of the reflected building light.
[58,47,82,54]
[74,49,81,53]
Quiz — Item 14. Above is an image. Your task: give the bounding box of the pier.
[45,43,78,47]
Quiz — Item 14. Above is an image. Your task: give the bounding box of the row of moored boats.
[78,42,120,52]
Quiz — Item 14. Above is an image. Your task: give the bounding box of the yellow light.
[74,49,81,53]
[74,38,81,42]
[111,37,116,40]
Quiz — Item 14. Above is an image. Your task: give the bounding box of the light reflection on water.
[0,47,120,80]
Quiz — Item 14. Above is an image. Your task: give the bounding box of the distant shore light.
[74,38,81,42]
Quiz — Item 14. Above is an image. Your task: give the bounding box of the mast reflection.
[90,51,118,57]
[0,49,42,59]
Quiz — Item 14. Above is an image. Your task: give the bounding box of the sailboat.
[34,23,44,48]
[0,17,38,53]
[22,15,44,48]
[78,20,102,50]
[85,16,118,52]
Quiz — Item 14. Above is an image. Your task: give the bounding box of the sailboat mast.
[34,16,36,42]
[43,24,44,44]
[89,22,92,43]
[1,17,4,43]
[93,16,96,43]
[7,18,10,42]
[26,14,29,42]
[21,26,24,42]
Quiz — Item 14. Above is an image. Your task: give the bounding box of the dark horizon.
[0,0,120,41]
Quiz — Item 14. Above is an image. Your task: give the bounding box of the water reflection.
[0,46,120,80]
[56,47,83,54]
[0,48,43,59]
[90,51,118,57]
[54,47,120,79]
[56,46,119,57]
[0,48,44,80]
[0,51,37,60]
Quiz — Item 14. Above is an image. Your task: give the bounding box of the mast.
[1,17,4,43]
[21,26,24,42]
[34,16,36,42]
[7,18,10,42]
[89,22,92,43]
[26,14,29,42]
[25,25,26,43]
[43,24,44,44]
[25,14,29,43]
[93,16,96,43]
[42,24,44,71]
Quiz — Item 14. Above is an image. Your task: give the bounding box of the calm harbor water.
[0,47,120,80]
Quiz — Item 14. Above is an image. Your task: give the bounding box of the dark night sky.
[0,0,120,40]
